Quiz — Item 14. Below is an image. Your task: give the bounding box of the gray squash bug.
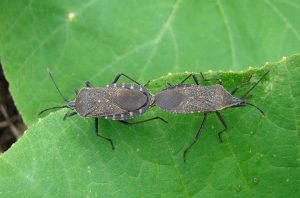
[155,71,269,162]
[39,72,167,149]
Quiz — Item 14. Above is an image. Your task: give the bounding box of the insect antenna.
[241,71,270,99]
[48,70,69,102]
[244,102,265,115]
[38,105,68,115]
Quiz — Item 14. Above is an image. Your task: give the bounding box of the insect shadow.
[39,72,167,149]
[155,71,269,162]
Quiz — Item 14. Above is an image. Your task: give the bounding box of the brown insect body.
[155,84,241,113]
[73,83,153,120]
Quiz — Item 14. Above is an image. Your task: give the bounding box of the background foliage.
[0,0,299,197]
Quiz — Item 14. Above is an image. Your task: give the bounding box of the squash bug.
[155,71,269,162]
[39,72,167,149]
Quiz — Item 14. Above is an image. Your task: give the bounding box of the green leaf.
[1,0,300,125]
[1,55,299,197]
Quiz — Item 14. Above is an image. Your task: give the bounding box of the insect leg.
[143,80,151,87]
[183,113,207,162]
[179,74,199,85]
[63,111,77,120]
[118,116,168,125]
[241,71,270,99]
[230,74,253,95]
[168,74,199,87]
[216,111,228,142]
[112,73,142,85]
[85,81,94,87]
[74,89,79,95]
[94,118,115,150]
[200,72,222,85]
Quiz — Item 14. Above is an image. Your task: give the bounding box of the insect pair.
[40,71,269,162]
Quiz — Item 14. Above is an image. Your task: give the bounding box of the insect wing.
[156,85,215,113]
[75,88,126,117]
[109,87,147,112]
[76,87,148,117]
